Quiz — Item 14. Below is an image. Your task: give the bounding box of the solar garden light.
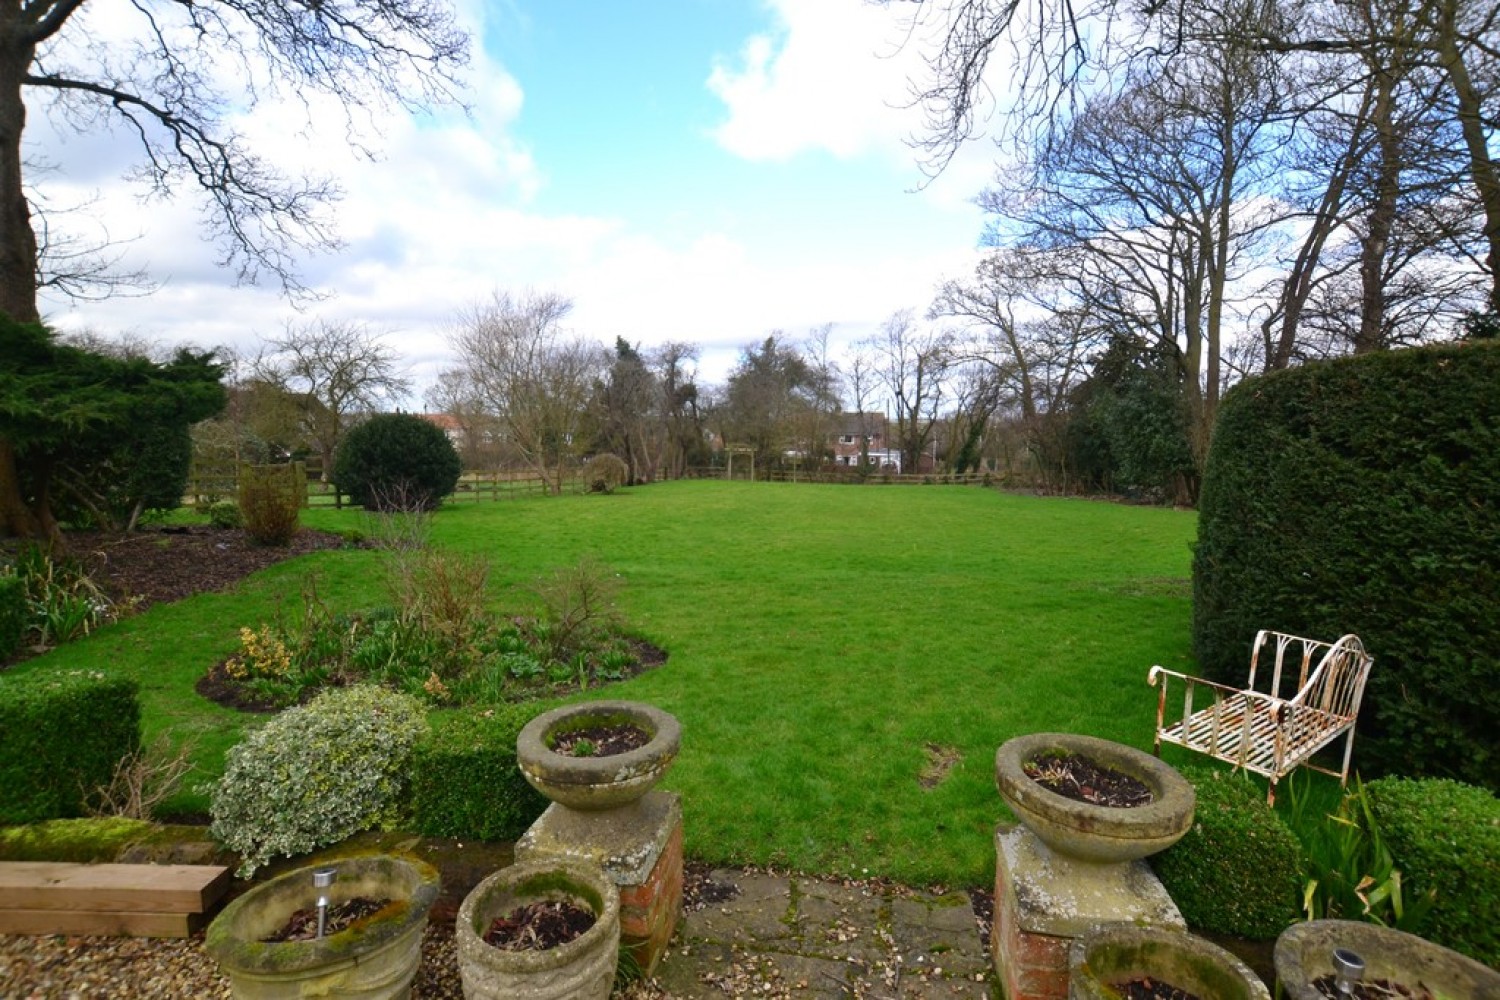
[1333,947,1365,997]
[313,867,337,939]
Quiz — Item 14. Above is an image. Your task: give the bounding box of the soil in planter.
[1311,975,1437,999]
[1112,979,1202,1000]
[261,897,392,942]
[1023,752,1153,807]
[552,723,650,757]
[483,900,596,951]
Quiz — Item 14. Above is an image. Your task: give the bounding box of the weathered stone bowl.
[205,854,440,1000]
[1275,920,1500,1000]
[455,859,620,1000]
[995,732,1195,863]
[1069,923,1270,1000]
[517,700,681,812]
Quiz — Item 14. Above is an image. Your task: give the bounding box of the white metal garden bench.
[1147,630,1374,803]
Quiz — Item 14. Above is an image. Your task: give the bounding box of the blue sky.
[33,0,1000,389]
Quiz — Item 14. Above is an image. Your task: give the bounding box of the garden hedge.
[1151,766,1304,939]
[0,672,140,823]
[0,574,24,662]
[1193,342,1499,789]
[1367,776,1499,967]
[409,704,548,842]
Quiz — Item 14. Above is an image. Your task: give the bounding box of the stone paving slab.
[647,869,998,999]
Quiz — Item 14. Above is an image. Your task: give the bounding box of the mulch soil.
[552,723,652,757]
[1112,979,1201,1000]
[68,525,351,612]
[1023,752,1155,807]
[482,900,596,951]
[261,896,392,943]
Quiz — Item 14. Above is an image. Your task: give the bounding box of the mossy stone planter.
[1275,920,1500,1000]
[1069,923,1270,1000]
[455,859,621,1000]
[517,700,681,812]
[204,855,440,1000]
[995,732,1195,863]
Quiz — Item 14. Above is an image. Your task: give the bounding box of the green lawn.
[11,481,1198,887]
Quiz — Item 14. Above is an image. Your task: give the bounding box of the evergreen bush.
[1193,342,1500,788]
[0,573,24,661]
[0,672,140,824]
[1367,776,1499,966]
[409,705,548,841]
[1151,766,1304,939]
[207,499,243,530]
[333,413,461,511]
[209,685,428,876]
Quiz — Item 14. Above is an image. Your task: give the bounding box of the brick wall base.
[618,817,683,975]
[991,856,1070,1000]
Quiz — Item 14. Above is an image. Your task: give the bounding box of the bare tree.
[252,320,412,478]
[447,291,607,494]
[424,367,501,468]
[866,310,953,473]
[648,341,707,479]
[0,0,467,323]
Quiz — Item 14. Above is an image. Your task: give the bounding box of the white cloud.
[707,0,933,162]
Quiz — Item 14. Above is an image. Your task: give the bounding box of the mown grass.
[9,481,1197,887]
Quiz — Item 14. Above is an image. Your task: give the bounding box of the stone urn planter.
[1069,923,1270,1000]
[1275,920,1500,1000]
[455,859,621,1000]
[995,732,1195,863]
[517,700,681,812]
[204,854,440,1000]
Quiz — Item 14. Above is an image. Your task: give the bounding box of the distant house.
[418,413,465,448]
[831,413,901,472]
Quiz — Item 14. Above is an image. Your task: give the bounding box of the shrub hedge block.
[1151,766,1304,940]
[1367,776,1499,967]
[0,671,141,824]
[1193,342,1500,789]
[409,704,548,842]
[0,573,24,662]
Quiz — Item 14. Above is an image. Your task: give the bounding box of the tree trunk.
[0,29,37,324]
[1357,70,1400,354]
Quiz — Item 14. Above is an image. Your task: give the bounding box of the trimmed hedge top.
[1194,342,1499,789]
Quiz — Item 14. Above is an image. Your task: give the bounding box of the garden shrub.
[584,453,629,493]
[0,672,140,824]
[237,462,301,545]
[333,413,461,512]
[209,685,428,876]
[207,499,242,530]
[1193,342,1500,789]
[1367,776,1499,966]
[0,573,24,661]
[409,704,549,841]
[1151,766,1304,939]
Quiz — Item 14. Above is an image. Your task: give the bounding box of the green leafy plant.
[8,544,117,648]
[0,573,24,661]
[209,685,428,876]
[333,412,461,512]
[207,499,242,530]
[1151,766,1304,939]
[1367,777,1499,966]
[1282,775,1435,933]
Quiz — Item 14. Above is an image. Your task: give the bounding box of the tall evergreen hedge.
[1193,342,1499,790]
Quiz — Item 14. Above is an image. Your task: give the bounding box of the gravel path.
[0,924,466,999]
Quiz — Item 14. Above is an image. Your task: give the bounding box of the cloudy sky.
[30,0,1002,393]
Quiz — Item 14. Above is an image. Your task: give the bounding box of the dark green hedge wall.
[1193,342,1499,790]
[408,704,548,841]
[0,672,141,823]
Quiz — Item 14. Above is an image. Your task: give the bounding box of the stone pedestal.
[991,826,1183,1000]
[516,790,683,975]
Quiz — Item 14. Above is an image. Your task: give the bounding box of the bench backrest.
[1247,630,1374,718]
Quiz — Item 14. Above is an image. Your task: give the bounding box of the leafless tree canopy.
[0,0,469,321]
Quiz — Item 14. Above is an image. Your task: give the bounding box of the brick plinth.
[991,825,1183,1000]
[617,818,683,974]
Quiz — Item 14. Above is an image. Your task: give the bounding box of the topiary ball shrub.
[333,413,461,512]
[207,499,242,530]
[209,685,429,876]
[1193,342,1500,789]
[1151,765,1305,940]
[1367,776,1499,966]
[409,704,548,842]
